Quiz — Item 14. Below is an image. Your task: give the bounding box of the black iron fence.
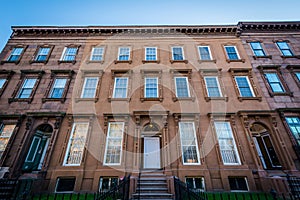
[287,175,300,199]
[174,176,206,200]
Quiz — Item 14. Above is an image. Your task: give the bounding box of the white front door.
[144,137,160,169]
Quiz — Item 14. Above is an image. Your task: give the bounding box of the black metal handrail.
[97,174,131,200]
[174,176,206,200]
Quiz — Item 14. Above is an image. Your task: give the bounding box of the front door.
[144,137,160,169]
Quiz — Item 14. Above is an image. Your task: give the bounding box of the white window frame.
[17,78,37,99]
[204,76,222,97]
[264,72,285,93]
[7,47,24,61]
[25,136,41,162]
[112,77,128,98]
[172,46,185,60]
[144,77,159,98]
[118,47,130,61]
[80,77,99,98]
[198,46,212,60]
[104,122,124,165]
[285,117,300,146]
[63,123,89,166]
[224,45,240,60]
[249,42,266,57]
[0,78,6,89]
[60,47,78,61]
[234,76,255,97]
[35,47,51,61]
[90,47,105,61]
[49,78,67,98]
[185,177,205,191]
[145,47,157,61]
[175,77,190,98]
[214,121,241,165]
[179,122,201,165]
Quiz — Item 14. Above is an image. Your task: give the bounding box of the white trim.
[253,137,267,169]
[224,45,240,59]
[198,46,212,60]
[25,136,41,162]
[214,121,241,165]
[185,177,205,191]
[60,47,67,61]
[204,76,222,97]
[144,77,159,98]
[234,76,255,97]
[112,77,128,98]
[104,122,124,165]
[118,47,131,61]
[145,47,157,61]
[171,46,185,60]
[80,77,99,98]
[174,77,190,98]
[63,122,89,166]
[90,47,104,61]
[179,122,201,165]
[38,138,50,170]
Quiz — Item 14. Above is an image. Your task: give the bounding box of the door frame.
[142,136,162,169]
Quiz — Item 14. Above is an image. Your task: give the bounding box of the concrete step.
[137,187,168,193]
[137,182,168,187]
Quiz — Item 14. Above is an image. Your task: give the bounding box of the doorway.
[143,137,161,169]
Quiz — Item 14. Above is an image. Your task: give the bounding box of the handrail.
[174,176,206,200]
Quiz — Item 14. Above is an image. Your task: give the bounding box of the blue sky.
[1,0,300,51]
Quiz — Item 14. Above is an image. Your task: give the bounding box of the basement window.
[55,177,76,192]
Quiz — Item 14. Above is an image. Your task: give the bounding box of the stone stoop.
[131,171,174,200]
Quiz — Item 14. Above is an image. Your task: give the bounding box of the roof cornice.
[238,21,300,33]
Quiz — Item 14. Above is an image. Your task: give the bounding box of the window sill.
[226,59,245,63]
[253,55,272,60]
[114,60,132,64]
[42,98,66,103]
[198,59,217,64]
[86,60,104,64]
[108,97,131,102]
[237,97,262,102]
[172,97,195,102]
[142,60,160,64]
[30,60,48,64]
[8,98,32,103]
[0,60,20,65]
[205,97,228,102]
[281,55,300,59]
[140,97,163,102]
[269,92,293,97]
[58,60,76,64]
[170,60,188,64]
[75,97,99,103]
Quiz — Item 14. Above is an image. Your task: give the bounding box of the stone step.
[139,177,167,181]
[137,182,168,187]
[131,193,173,199]
[137,187,168,193]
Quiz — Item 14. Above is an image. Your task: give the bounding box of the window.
[224,46,240,60]
[49,78,67,98]
[55,177,76,192]
[198,46,212,60]
[214,122,240,165]
[172,46,184,61]
[18,78,37,98]
[0,70,14,97]
[63,123,89,166]
[0,79,6,89]
[179,122,200,165]
[228,177,248,191]
[145,77,158,98]
[99,177,118,191]
[6,47,24,62]
[250,42,266,57]
[264,73,285,93]
[186,177,205,191]
[295,72,300,82]
[81,77,99,98]
[276,41,294,56]
[90,47,104,61]
[145,47,157,61]
[204,77,222,97]
[118,47,130,61]
[286,117,300,146]
[60,47,78,62]
[34,47,51,62]
[235,76,255,97]
[113,77,128,98]
[175,77,190,98]
[104,122,124,165]
[0,124,16,159]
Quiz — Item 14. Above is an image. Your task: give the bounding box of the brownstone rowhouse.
[0,23,299,195]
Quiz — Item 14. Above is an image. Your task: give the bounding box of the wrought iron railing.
[287,174,300,199]
[97,174,130,200]
[174,176,206,200]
